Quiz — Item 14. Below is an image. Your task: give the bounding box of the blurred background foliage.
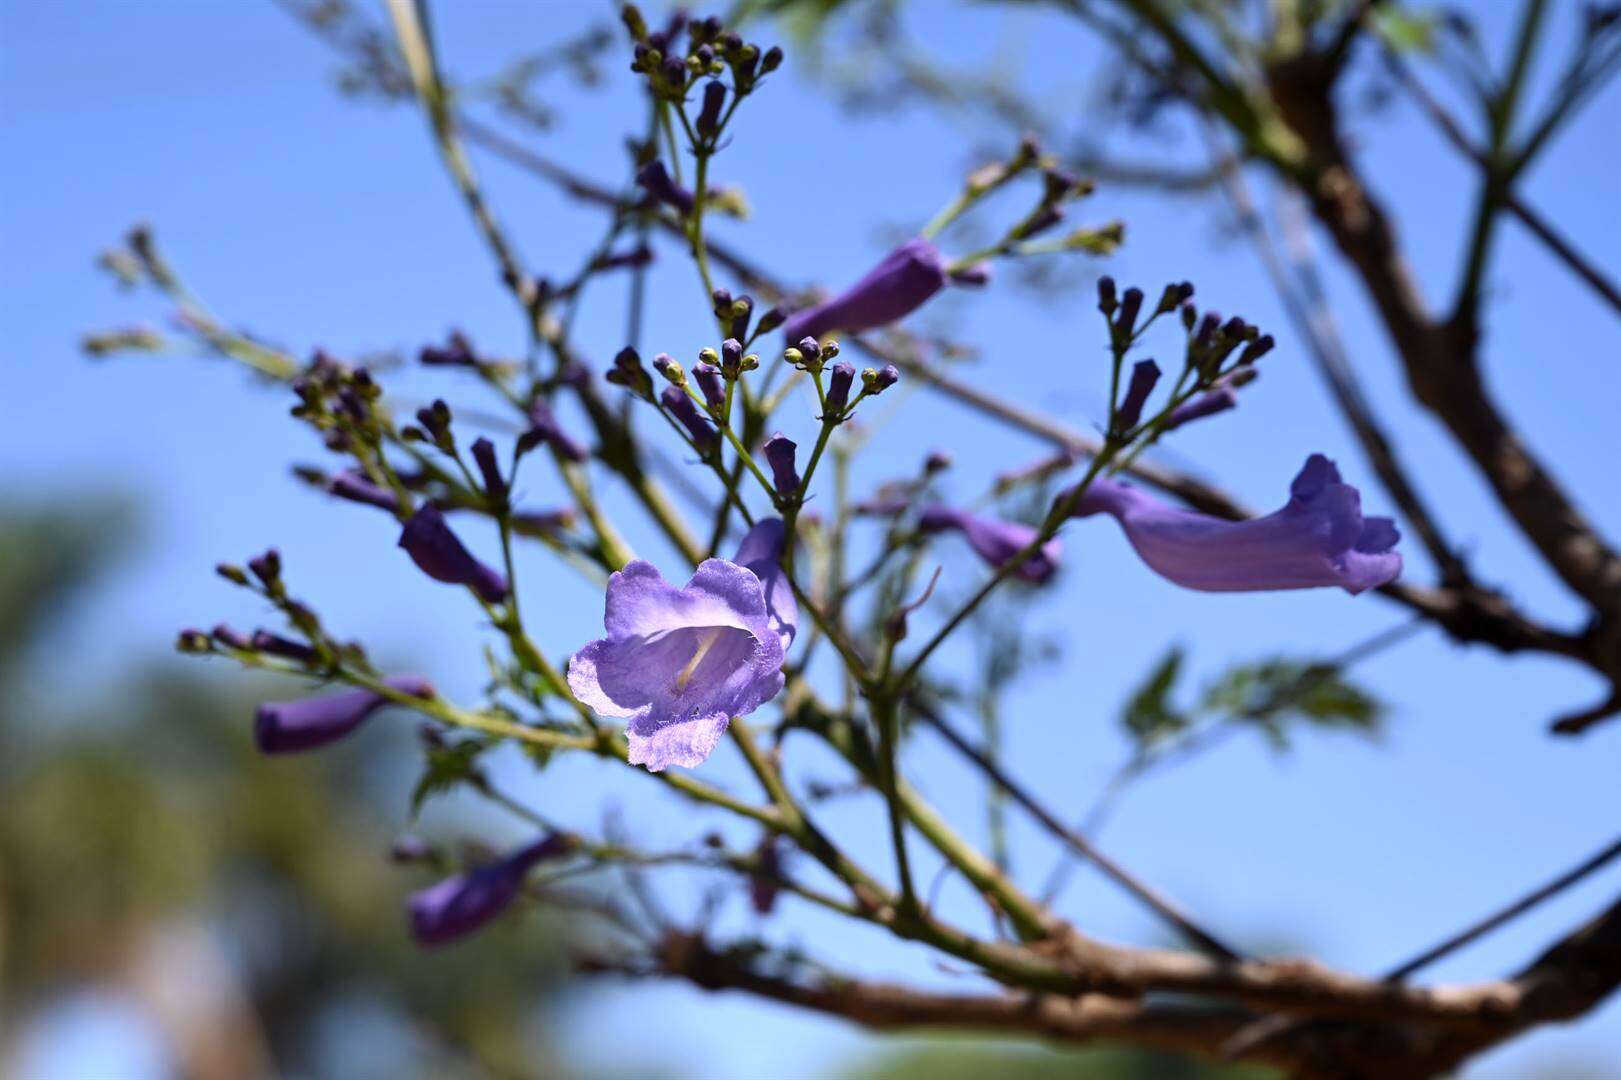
[0,500,571,1078]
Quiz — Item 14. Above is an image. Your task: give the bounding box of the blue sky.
[4,1,1620,1077]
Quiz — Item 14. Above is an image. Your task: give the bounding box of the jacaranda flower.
[919,506,1061,584]
[731,517,797,650]
[399,503,509,603]
[519,399,588,463]
[1116,359,1161,431]
[328,469,399,512]
[567,522,793,772]
[783,238,948,343]
[662,385,719,454]
[255,674,434,754]
[408,833,573,947]
[762,432,799,496]
[1063,454,1401,595]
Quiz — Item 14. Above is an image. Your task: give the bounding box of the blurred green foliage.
[0,502,567,1078]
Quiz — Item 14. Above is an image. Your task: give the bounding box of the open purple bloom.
[919,506,1061,584]
[783,238,948,343]
[1064,454,1401,595]
[567,539,789,772]
[255,674,434,755]
[399,504,509,603]
[408,833,573,947]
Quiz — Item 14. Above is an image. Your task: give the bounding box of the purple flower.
[636,160,695,216]
[1064,454,1401,595]
[251,630,317,663]
[692,362,725,411]
[1116,359,1161,431]
[783,238,948,343]
[328,469,399,512]
[470,437,507,501]
[762,432,799,495]
[662,385,719,454]
[255,674,434,754]
[567,531,791,772]
[731,518,797,650]
[919,506,1061,584]
[1162,383,1238,432]
[824,361,855,413]
[399,504,509,603]
[408,833,573,947]
[520,399,588,463]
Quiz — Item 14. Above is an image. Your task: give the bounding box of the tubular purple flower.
[566,551,789,772]
[470,437,507,501]
[918,506,1061,584]
[636,160,695,215]
[824,362,855,413]
[328,469,399,512]
[211,624,251,650]
[661,385,719,454]
[255,674,434,755]
[398,503,509,603]
[521,399,588,463]
[1116,359,1161,430]
[692,362,725,411]
[408,833,574,947]
[762,432,800,496]
[696,80,726,139]
[731,518,797,650]
[251,630,317,663]
[1161,386,1237,431]
[782,238,948,343]
[1063,454,1402,595]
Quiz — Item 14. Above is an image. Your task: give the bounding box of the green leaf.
[1199,658,1383,751]
[1121,646,1190,747]
[1372,6,1440,54]
[409,738,490,819]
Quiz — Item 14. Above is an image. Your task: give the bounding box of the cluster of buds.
[624,6,781,109]
[289,351,385,454]
[712,286,784,344]
[1185,308,1274,378]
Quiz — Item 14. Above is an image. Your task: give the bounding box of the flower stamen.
[675,628,724,691]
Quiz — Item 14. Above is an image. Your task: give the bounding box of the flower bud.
[248,548,281,587]
[762,432,800,495]
[251,630,318,663]
[696,80,726,139]
[720,338,744,376]
[760,45,783,73]
[1097,275,1118,316]
[328,470,399,512]
[1115,359,1161,432]
[408,834,573,946]
[255,674,435,755]
[692,362,725,410]
[755,306,787,336]
[662,385,719,453]
[471,437,507,503]
[1239,334,1275,365]
[825,361,856,414]
[398,504,510,603]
